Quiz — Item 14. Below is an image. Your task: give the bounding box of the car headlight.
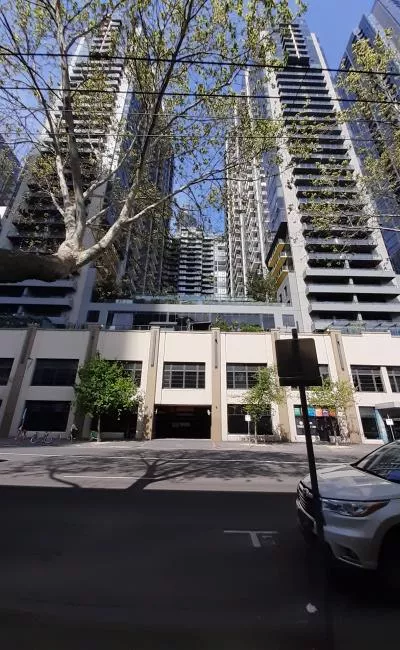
[321,499,389,518]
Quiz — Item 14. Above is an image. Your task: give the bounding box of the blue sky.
[304,0,374,66]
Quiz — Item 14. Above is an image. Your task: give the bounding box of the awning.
[375,402,400,411]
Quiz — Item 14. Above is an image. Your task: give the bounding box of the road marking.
[224,530,278,548]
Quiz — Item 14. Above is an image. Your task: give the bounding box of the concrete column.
[139,327,160,440]
[210,328,222,442]
[0,325,37,438]
[329,330,362,443]
[270,330,292,441]
[78,326,101,439]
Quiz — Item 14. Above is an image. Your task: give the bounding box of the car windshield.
[355,443,400,483]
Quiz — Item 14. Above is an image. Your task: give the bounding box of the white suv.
[297,442,400,586]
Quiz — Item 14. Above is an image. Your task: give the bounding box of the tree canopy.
[74,355,140,439]
[0,0,306,284]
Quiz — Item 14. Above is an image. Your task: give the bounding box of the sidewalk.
[0,436,382,457]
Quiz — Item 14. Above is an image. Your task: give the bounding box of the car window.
[355,443,400,483]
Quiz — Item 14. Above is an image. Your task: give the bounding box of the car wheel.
[379,529,400,592]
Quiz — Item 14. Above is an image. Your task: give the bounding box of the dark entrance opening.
[154,405,211,439]
[93,410,138,440]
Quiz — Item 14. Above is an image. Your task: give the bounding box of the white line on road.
[224,530,279,548]
[0,451,337,466]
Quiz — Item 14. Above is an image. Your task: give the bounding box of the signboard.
[386,418,394,426]
[245,414,252,422]
[275,338,322,387]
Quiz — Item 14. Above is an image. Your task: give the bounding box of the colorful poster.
[322,408,329,417]
[315,408,323,417]
[308,407,316,417]
[329,409,336,417]
[294,407,301,417]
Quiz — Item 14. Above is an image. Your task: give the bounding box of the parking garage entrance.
[154,405,211,439]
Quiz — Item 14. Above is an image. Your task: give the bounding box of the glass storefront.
[294,406,339,442]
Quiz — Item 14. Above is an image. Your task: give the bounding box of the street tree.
[0,0,306,285]
[246,270,278,302]
[308,378,355,443]
[74,355,140,441]
[243,366,285,439]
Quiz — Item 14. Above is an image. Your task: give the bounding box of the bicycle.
[30,431,42,444]
[15,427,27,443]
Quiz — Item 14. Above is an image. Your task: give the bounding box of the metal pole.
[386,413,395,442]
[247,419,251,446]
[292,329,325,544]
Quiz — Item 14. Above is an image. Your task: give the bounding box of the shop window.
[359,406,380,440]
[0,358,13,385]
[226,364,267,390]
[162,363,205,389]
[31,359,79,386]
[24,401,71,432]
[294,405,338,442]
[351,366,384,392]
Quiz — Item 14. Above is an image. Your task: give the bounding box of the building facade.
[244,20,400,333]
[1,326,399,445]
[162,228,227,298]
[340,0,400,272]
[0,20,173,327]
[0,135,20,219]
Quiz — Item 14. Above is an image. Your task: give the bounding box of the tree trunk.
[0,248,77,283]
[97,415,101,443]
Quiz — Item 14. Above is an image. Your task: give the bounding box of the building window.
[227,404,271,435]
[0,358,13,385]
[282,314,295,327]
[162,363,205,389]
[121,361,142,386]
[24,401,71,432]
[86,310,99,323]
[359,407,380,440]
[351,366,384,392]
[226,364,266,390]
[387,367,400,393]
[31,359,79,386]
[319,365,330,381]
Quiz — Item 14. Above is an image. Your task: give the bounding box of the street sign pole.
[292,330,325,545]
[386,414,395,442]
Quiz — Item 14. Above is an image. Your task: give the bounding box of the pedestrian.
[69,423,78,441]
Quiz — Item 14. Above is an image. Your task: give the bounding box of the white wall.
[156,331,212,405]
[97,330,151,392]
[10,330,91,435]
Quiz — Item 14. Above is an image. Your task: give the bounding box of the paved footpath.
[0,439,380,491]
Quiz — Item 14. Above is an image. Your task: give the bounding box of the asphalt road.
[0,442,397,650]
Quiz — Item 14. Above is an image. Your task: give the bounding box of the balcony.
[309,301,400,313]
[308,250,381,262]
[305,237,376,250]
[306,283,399,295]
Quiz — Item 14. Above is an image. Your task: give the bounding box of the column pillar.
[79,325,101,439]
[0,325,37,438]
[138,327,160,440]
[270,330,291,441]
[211,328,222,442]
[329,330,362,443]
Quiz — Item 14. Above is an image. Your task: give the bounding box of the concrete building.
[225,99,269,299]
[237,19,400,333]
[1,326,400,444]
[340,0,400,272]
[85,298,299,332]
[0,135,20,219]
[162,228,227,298]
[0,20,173,326]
